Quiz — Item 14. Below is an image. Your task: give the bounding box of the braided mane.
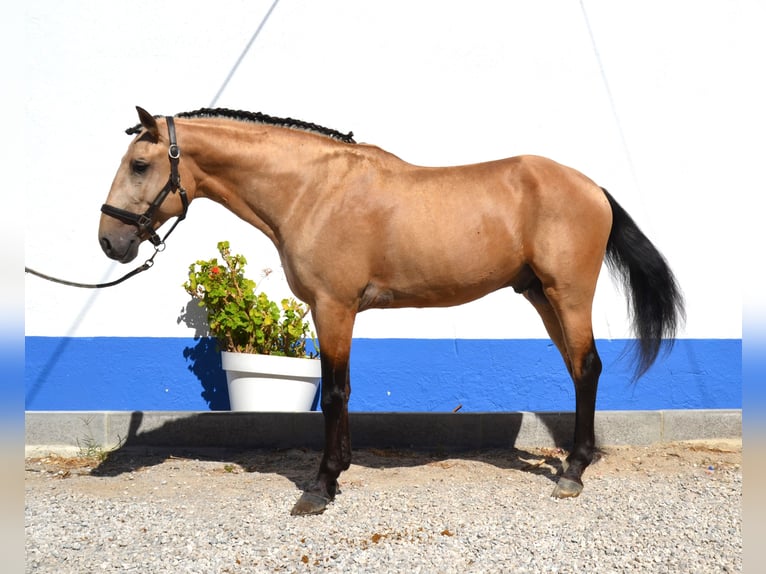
[125,107,356,144]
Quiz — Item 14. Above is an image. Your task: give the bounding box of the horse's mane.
[125,107,356,144]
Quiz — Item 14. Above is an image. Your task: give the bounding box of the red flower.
[211,266,220,275]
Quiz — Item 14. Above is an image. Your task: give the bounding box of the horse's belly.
[361,254,525,311]
[360,214,526,310]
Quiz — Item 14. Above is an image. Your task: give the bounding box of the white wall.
[25,0,761,341]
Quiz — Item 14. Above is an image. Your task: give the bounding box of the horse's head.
[99,107,190,263]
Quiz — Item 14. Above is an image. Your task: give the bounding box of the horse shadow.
[98,300,581,490]
[90,410,578,491]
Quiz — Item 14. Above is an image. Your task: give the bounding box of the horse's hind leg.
[291,299,356,516]
[524,279,602,498]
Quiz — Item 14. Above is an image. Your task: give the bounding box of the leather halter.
[101,116,189,247]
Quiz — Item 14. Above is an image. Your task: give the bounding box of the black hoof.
[291,492,331,516]
[551,477,584,499]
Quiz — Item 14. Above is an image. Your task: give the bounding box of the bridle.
[100,116,189,247]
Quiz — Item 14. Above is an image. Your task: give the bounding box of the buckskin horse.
[99,107,684,515]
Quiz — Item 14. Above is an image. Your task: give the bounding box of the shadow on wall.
[183,338,231,411]
[178,299,231,411]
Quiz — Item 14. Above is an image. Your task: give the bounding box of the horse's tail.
[601,188,685,380]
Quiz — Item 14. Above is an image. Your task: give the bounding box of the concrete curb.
[25,409,741,457]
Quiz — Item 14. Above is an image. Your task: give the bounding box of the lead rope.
[25,243,165,288]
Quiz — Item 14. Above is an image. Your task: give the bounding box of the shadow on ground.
[89,411,585,491]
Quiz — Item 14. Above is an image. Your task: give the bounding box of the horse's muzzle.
[99,234,140,263]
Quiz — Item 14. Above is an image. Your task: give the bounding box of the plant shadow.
[178,298,231,410]
[183,337,231,411]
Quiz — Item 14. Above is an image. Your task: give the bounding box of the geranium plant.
[183,241,317,357]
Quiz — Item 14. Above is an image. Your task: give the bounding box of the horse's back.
[379,153,611,260]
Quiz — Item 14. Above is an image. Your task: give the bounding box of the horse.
[99,106,685,515]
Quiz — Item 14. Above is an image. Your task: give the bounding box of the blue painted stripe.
[25,337,741,412]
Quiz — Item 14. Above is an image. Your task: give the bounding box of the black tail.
[602,188,686,380]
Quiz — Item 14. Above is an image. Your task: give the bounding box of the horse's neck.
[183,122,338,245]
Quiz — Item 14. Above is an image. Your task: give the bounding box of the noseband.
[101,116,189,247]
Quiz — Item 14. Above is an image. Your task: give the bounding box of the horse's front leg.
[291,301,355,516]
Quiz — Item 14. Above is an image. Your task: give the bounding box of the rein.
[25,116,189,289]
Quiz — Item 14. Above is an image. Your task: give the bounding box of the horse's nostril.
[100,237,112,254]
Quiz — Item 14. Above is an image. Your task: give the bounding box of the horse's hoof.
[291,492,331,516]
[551,477,584,499]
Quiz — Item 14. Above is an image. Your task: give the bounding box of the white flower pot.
[221,351,321,412]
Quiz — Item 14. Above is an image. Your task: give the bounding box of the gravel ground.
[25,440,741,573]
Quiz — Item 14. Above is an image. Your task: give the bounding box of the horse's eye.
[131,160,149,175]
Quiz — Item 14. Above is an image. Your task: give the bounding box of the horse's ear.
[135,106,159,143]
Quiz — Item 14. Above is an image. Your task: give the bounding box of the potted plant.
[183,241,320,411]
